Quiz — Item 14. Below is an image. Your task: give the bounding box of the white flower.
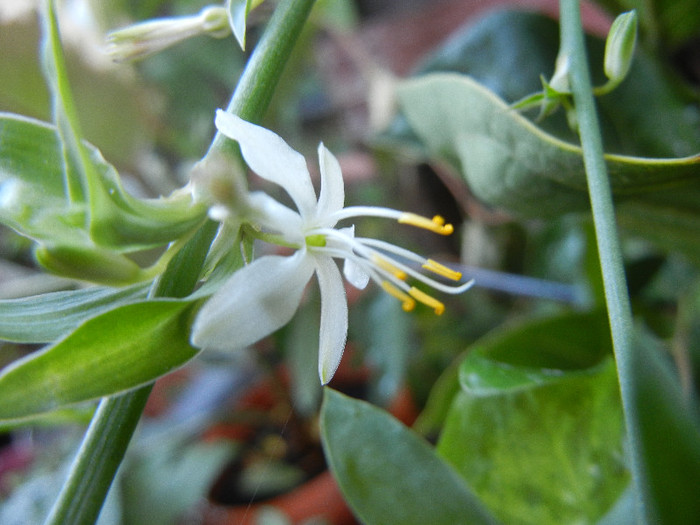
[191,111,474,384]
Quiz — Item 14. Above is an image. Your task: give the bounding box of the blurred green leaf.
[627,329,700,523]
[397,74,700,262]
[0,299,199,422]
[0,284,148,344]
[437,311,628,525]
[409,10,700,159]
[460,310,613,395]
[412,350,463,437]
[320,388,500,525]
[0,113,85,240]
[121,438,233,525]
[365,292,414,402]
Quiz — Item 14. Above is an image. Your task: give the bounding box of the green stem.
[44,1,316,523]
[559,1,647,522]
[207,0,317,155]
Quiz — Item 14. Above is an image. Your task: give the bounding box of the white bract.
[191,111,473,384]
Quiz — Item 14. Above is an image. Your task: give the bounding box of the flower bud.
[106,5,230,62]
[35,244,145,286]
[603,11,638,87]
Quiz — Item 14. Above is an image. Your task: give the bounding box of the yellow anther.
[382,281,416,312]
[422,259,462,281]
[398,213,454,236]
[409,287,445,315]
[372,254,407,280]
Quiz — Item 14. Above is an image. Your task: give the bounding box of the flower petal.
[215,110,317,219]
[314,255,348,384]
[316,143,345,222]
[191,251,315,351]
[343,258,370,290]
[247,191,304,242]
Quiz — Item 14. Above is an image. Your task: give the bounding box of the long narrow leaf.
[0,284,149,343]
[0,299,199,422]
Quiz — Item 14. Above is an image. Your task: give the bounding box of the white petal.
[314,255,348,384]
[343,258,370,290]
[247,191,304,241]
[215,110,317,219]
[316,143,345,222]
[191,251,315,351]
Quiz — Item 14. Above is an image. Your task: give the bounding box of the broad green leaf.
[460,310,612,396]
[0,284,148,343]
[0,299,200,422]
[408,10,700,157]
[398,73,699,216]
[320,388,499,525]
[626,329,700,523]
[437,311,628,525]
[397,73,700,261]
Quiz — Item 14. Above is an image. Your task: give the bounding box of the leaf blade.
[0,299,199,422]
[320,388,500,525]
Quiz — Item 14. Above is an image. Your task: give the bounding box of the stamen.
[398,213,454,235]
[422,259,462,281]
[409,287,445,315]
[382,281,416,312]
[372,254,407,280]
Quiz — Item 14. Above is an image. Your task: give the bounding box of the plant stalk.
[559,1,647,522]
[44,1,317,523]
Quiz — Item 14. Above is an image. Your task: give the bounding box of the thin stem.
[207,0,317,156]
[44,1,317,523]
[559,1,647,522]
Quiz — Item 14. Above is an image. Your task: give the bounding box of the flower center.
[305,234,327,248]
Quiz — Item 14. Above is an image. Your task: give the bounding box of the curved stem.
[559,1,647,522]
[44,1,317,523]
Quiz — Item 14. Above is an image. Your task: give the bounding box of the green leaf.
[460,310,613,396]
[437,311,628,525]
[627,329,700,523]
[0,284,148,343]
[0,113,84,241]
[37,1,206,251]
[397,73,700,261]
[0,299,200,422]
[227,0,264,50]
[0,112,205,249]
[408,10,700,158]
[320,388,500,525]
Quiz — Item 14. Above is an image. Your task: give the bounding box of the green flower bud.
[604,10,638,87]
[35,244,146,286]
